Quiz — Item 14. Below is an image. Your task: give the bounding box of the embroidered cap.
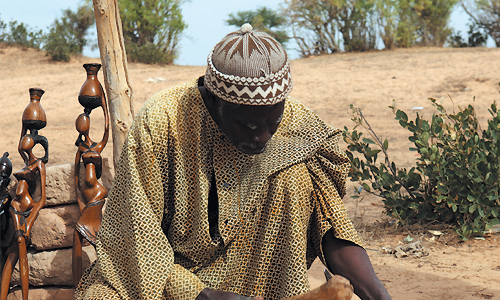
[205,23,292,106]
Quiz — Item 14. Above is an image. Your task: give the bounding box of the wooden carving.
[0,152,13,272]
[0,88,49,300]
[73,63,109,287]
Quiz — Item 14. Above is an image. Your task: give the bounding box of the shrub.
[283,0,378,55]
[59,3,95,53]
[120,0,187,64]
[0,15,7,43]
[463,0,500,47]
[5,21,44,49]
[343,93,500,239]
[448,23,488,47]
[44,22,80,62]
[226,7,289,46]
[43,3,95,62]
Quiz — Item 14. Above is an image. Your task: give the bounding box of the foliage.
[226,7,289,46]
[337,0,378,52]
[376,0,458,48]
[283,0,457,54]
[44,21,81,62]
[343,95,500,239]
[4,21,44,49]
[59,2,95,52]
[413,0,459,46]
[119,0,187,64]
[375,0,400,49]
[282,0,340,56]
[448,23,488,47]
[448,30,469,47]
[282,0,377,56]
[0,15,7,43]
[43,2,95,62]
[463,0,500,47]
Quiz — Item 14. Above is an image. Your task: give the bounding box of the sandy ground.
[1,45,500,299]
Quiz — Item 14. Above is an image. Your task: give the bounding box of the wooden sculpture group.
[0,64,109,300]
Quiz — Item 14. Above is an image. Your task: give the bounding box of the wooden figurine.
[0,88,49,300]
[0,152,13,271]
[73,63,109,287]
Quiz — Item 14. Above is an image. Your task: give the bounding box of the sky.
[0,0,492,66]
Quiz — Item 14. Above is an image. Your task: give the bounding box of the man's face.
[215,99,285,155]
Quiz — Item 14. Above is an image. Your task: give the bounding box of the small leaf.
[366,150,381,157]
[383,139,389,150]
[362,138,375,144]
[478,206,485,217]
[437,185,447,194]
[422,132,430,145]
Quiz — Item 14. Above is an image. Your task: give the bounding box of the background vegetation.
[119,0,187,64]
[0,2,94,62]
[226,7,289,46]
[2,0,500,61]
[343,94,500,239]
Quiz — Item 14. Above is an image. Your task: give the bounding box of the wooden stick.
[92,0,134,171]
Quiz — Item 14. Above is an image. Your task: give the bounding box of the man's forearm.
[322,230,392,300]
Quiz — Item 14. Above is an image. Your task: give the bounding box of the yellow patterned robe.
[75,78,362,300]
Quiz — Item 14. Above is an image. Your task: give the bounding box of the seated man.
[76,24,391,300]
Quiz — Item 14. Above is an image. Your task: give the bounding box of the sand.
[1,45,500,299]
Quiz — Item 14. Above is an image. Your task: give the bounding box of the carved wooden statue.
[73,63,109,287]
[0,152,13,271]
[0,88,49,300]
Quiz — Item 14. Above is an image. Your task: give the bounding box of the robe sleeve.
[76,101,206,300]
[305,130,363,267]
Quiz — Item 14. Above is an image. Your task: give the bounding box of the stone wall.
[1,160,112,300]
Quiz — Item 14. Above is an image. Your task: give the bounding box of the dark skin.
[197,82,391,300]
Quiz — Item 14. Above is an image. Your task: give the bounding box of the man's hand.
[196,288,263,300]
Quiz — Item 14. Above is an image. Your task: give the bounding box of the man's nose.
[252,127,272,145]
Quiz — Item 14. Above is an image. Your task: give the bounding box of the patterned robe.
[75,78,361,300]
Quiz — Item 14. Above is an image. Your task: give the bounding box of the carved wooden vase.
[79,63,104,113]
[22,88,47,133]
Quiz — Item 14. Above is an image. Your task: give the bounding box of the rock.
[30,204,80,250]
[7,287,74,300]
[10,246,96,286]
[391,241,428,259]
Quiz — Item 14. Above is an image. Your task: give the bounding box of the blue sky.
[0,0,489,66]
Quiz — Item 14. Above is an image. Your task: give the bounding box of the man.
[76,24,391,300]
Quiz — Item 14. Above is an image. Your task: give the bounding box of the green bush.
[448,23,488,48]
[120,0,187,64]
[5,21,44,49]
[463,0,500,47]
[43,3,95,62]
[44,22,80,62]
[283,0,378,55]
[343,93,500,239]
[226,7,289,46]
[125,42,175,65]
[0,15,7,43]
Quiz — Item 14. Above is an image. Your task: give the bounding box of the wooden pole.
[92,0,134,171]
